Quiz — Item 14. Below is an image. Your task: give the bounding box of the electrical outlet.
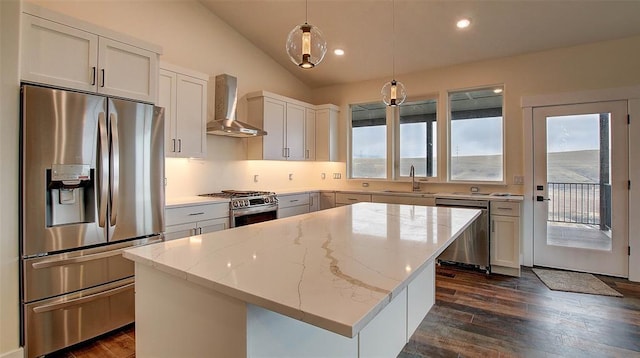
[253,175,259,182]
[321,173,326,180]
[362,182,369,187]
[288,173,293,180]
[470,186,479,193]
[514,175,524,185]
[333,173,341,179]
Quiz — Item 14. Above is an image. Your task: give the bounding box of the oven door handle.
[232,205,278,217]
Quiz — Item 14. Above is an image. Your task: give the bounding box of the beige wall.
[311,34,640,194]
[1,0,22,355]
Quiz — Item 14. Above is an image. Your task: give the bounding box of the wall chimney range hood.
[207,74,267,137]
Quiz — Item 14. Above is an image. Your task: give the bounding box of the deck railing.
[547,182,611,228]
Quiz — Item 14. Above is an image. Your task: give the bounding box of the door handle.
[98,113,109,228]
[32,247,128,269]
[109,113,120,226]
[536,196,550,202]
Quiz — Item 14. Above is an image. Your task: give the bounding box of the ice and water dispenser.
[46,164,95,227]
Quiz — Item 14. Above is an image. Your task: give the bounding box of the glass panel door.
[532,101,628,277]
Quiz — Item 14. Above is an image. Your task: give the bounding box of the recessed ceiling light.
[334,49,345,56]
[493,88,503,94]
[456,18,471,29]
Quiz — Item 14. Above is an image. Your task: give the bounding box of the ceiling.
[200,0,640,89]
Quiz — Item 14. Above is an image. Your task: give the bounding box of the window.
[350,102,387,178]
[449,87,504,182]
[398,99,437,178]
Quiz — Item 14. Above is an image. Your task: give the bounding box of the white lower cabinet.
[371,194,435,206]
[490,201,521,276]
[335,193,371,207]
[165,203,229,241]
[320,192,335,210]
[309,192,320,212]
[278,193,310,218]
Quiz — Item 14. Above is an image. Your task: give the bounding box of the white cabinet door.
[285,103,306,160]
[320,193,335,210]
[21,14,98,92]
[158,65,207,158]
[491,215,520,269]
[158,69,178,156]
[199,218,229,235]
[165,222,196,241]
[309,192,320,212]
[97,37,158,103]
[315,106,339,162]
[263,98,287,160]
[305,108,316,161]
[174,74,207,158]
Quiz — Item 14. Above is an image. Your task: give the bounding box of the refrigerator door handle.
[32,282,134,313]
[98,112,109,228]
[109,113,120,226]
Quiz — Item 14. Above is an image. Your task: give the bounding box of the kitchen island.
[123,203,480,357]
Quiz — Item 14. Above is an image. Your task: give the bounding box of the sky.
[353,114,601,159]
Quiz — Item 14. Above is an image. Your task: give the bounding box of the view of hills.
[352,149,601,182]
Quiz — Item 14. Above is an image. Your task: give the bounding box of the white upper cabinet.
[21,15,98,93]
[305,108,316,161]
[20,4,161,103]
[285,102,306,160]
[247,91,337,161]
[315,105,339,162]
[158,64,207,158]
[97,37,158,102]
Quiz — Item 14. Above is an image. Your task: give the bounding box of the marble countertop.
[165,196,229,208]
[124,202,480,338]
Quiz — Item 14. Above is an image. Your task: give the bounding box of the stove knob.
[264,197,270,203]
[232,201,238,208]
[244,199,249,207]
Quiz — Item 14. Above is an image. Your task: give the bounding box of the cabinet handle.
[290,199,299,203]
[282,148,287,158]
[198,227,203,235]
[178,139,182,152]
[286,148,290,158]
[310,196,314,206]
[496,207,513,211]
[91,67,96,85]
[100,69,105,87]
[492,220,495,233]
[172,139,176,153]
[348,198,358,201]
[188,212,205,216]
[306,149,310,159]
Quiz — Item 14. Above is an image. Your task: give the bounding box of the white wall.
[0,0,23,356]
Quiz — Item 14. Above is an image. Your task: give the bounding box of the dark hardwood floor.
[47,266,640,357]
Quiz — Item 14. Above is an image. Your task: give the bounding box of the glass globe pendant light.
[286,0,327,69]
[381,0,406,106]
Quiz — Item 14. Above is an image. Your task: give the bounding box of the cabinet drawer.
[335,193,371,204]
[490,201,520,216]
[278,193,310,208]
[166,203,228,226]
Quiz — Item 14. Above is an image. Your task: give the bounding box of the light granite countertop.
[124,202,480,338]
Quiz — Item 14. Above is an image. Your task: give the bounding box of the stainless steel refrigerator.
[20,84,165,358]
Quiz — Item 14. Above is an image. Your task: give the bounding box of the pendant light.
[286,0,327,69]
[381,0,406,106]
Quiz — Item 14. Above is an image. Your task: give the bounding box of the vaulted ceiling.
[200,0,640,89]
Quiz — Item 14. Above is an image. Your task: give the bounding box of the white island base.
[134,260,435,358]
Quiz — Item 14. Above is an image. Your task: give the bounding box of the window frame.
[446,85,506,184]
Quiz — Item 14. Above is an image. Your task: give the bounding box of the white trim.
[521,107,534,267]
[0,348,24,358]
[521,85,640,108]
[522,86,640,282]
[628,99,640,282]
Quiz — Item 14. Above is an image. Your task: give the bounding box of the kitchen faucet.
[409,165,420,192]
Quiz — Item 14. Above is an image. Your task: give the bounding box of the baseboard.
[492,265,521,277]
[0,347,24,358]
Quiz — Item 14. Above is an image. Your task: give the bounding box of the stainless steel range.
[199,190,278,227]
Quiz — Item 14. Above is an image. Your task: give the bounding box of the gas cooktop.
[199,190,275,199]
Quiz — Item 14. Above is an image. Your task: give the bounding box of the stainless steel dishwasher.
[436,198,490,273]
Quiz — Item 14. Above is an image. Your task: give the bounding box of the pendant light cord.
[392,0,396,80]
[305,0,308,24]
